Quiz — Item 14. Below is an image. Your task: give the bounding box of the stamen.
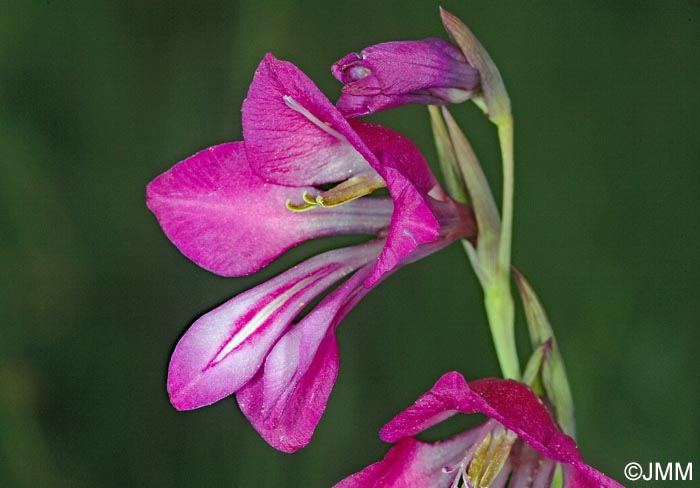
[467,433,491,486]
[315,174,386,207]
[285,173,387,213]
[466,426,517,488]
[479,429,517,487]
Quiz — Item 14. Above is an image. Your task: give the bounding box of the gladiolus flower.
[335,372,624,488]
[332,38,480,118]
[147,54,476,452]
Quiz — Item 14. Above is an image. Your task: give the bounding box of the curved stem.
[479,113,520,380]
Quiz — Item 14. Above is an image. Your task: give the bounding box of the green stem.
[484,281,520,379]
[480,113,520,380]
[497,114,514,272]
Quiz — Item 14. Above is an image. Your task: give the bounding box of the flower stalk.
[488,112,519,380]
[430,105,520,380]
[484,280,519,380]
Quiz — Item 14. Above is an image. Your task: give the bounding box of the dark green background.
[2,1,698,487]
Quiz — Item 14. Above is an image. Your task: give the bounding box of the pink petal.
[166,241,382,411]
[242,55,458,285]
[467,379,623,488]
[350,122,442,287]
[350,120,437,195]
[147,141,393,276]
[337,92,448,119]
[242,54,371,185]
[380,373,561,452]
[332,39,477,97]
[334,429,480,488]
[237,328,338,453]
[379,371,473,443]
[237,264,375,452]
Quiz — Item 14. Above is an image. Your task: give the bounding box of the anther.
[285,173,387,213]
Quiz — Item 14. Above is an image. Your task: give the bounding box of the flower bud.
[332,38,479,117]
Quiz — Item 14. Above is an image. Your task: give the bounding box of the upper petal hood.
[243,54,461,286]
[242,54,371,185]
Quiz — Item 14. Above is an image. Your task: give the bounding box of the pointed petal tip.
[166,368,214,412]
[167,385,203,412]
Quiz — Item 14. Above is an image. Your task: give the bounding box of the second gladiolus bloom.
[336,372,624,488]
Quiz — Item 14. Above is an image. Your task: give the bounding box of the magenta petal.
[350,122,442,287]
[147,142,393,276]
[166,241,382,410]
[237,264,375,452]
[367,166,440,287]
[380,371,472,443]
[242,54,371,185]
[237,328,338,453]
[381,373,563,453]
[242,55,448,284]
[332,39,479,117]
[462,377,623,488]
[337,92,444,119]
[334,429,480,488]
[332,39,478,96]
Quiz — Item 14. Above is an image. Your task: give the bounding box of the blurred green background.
[2,0,698,486]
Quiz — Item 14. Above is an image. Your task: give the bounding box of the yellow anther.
[467,433,491,486]
[285,173,387,213]
[468,428,517,488]
[316,174,386,208]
